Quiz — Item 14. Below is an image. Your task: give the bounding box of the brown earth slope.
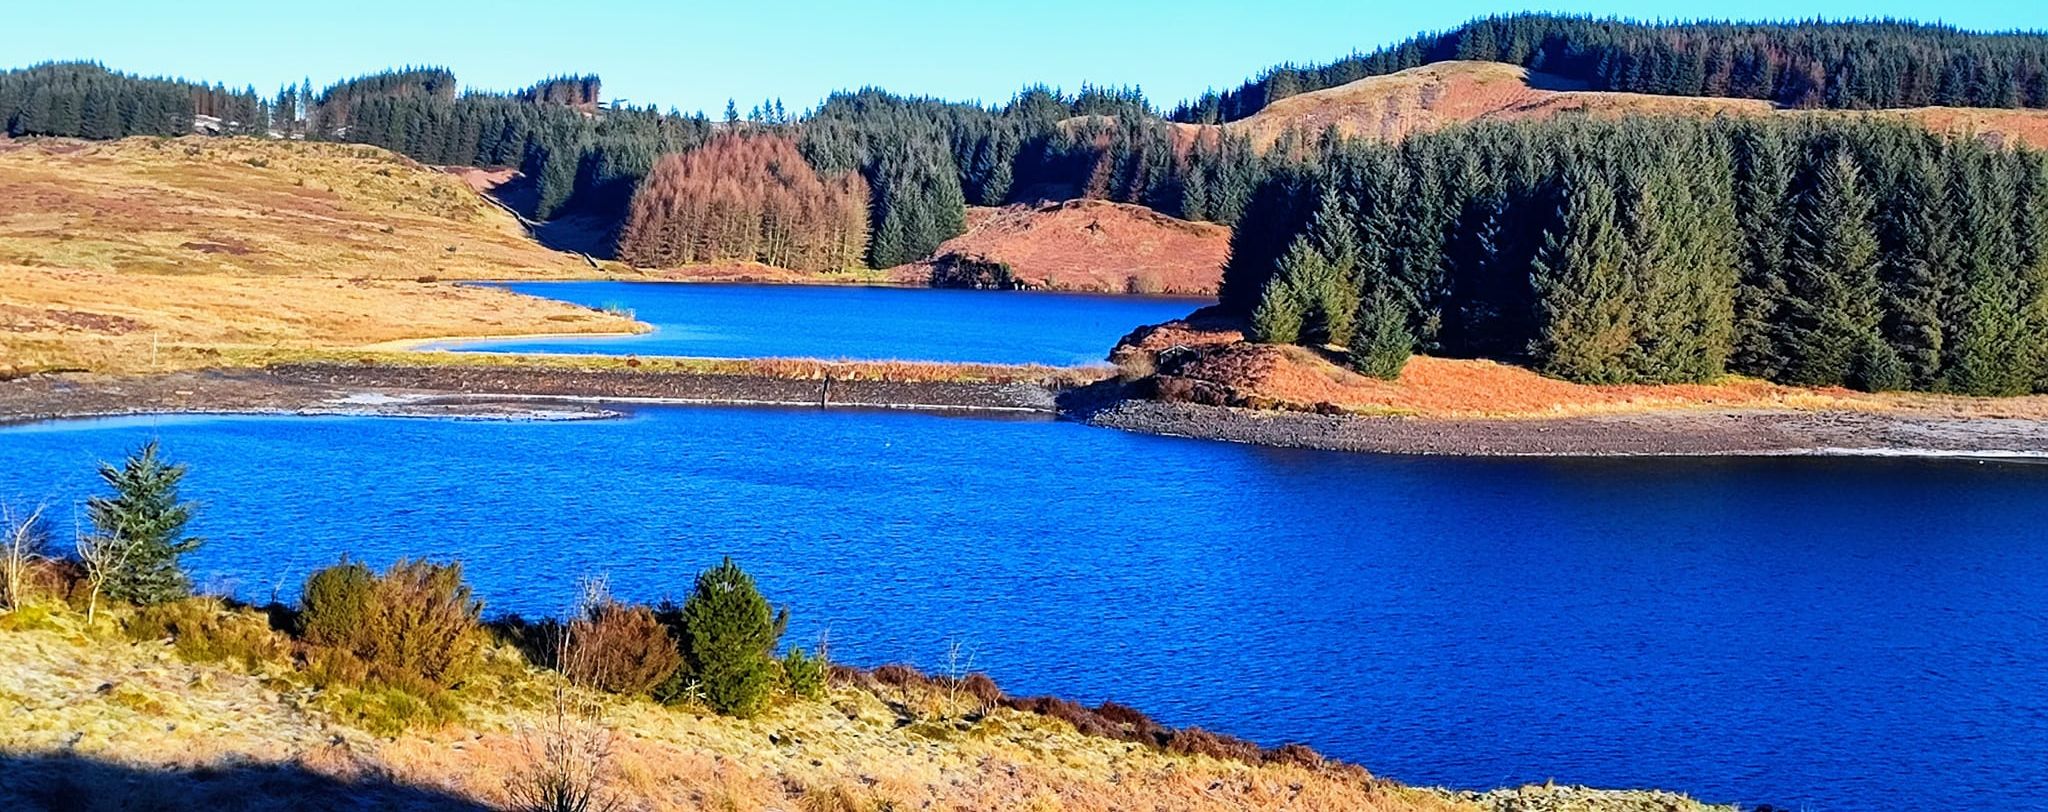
[899,200,1231,295]
[0,137,631,375]
[1223,60,2048,150]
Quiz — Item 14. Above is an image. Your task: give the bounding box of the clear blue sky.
[12,0,2043,115]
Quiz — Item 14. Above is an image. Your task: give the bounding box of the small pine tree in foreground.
[680,557,786,718]
[87,441,201,606]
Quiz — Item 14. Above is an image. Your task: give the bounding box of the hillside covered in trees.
[1172,15,2048,123]
[1228,116,2048,396]
[616,132,869,272]
[6,14,2048,395]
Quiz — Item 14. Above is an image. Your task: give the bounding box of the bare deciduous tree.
[507,685,619,812]
[1,504,49,612]
[507,575,621,812]
[73,514,136,624]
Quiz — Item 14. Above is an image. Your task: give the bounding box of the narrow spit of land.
[8,358,2048,458]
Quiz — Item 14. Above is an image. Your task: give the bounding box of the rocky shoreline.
[1074,395,2048,458]
[0,364,1062,427]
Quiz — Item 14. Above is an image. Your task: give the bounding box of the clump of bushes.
[562,598,684,697]
[296,558,484,694]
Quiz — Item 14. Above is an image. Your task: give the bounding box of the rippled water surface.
[428,281,1206,365]
[3,408,2045,811]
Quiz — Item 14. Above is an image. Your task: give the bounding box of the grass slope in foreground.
[0,600,1728,812]
[0,137,635,376]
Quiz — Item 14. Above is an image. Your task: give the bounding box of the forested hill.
[1171,15,2048,123]
[0,62,267,138]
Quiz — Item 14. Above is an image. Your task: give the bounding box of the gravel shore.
[0,364,1059,426]
[1075,397,2048,457]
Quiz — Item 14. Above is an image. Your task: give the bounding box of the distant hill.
[1174,14,2048,124]
[1222,61,2048,150]
[0,137,629,374]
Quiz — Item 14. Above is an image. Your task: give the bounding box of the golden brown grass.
[0,602,1515,812]
[1224,60,2048,151]
[1130,321,2048,420]
[0,136,633,375]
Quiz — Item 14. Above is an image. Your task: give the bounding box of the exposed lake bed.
[12,361,2048,459]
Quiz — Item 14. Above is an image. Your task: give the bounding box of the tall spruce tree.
[86,441,202,606]
[1530,161,1637,383]
[1780,147,1890,389]
[1943,150,2031,395]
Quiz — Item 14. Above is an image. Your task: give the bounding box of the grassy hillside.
[0,137,632,375]
[900,200,1231,295]
[1225,61,2048,150]
[0,603,1730,812]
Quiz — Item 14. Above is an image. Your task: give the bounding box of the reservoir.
[3,406,2043,811]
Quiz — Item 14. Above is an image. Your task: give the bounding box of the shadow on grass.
[0,752,496,812]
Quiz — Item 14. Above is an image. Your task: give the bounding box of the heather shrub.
[1006,695,1116,738]
[124,597,291,672]
[1094,700,1164,742]
[1264,742,1327,769]
[870,663,927,690]
[781,647,828,700]
[676,557,787,718]
[956,672,1003,712]
[563,600,684,697]
[297,558,484,693]
[1165,727,1264,763]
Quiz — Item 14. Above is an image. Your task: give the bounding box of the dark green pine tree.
[2016,154,2048,392]
[1728,121,1794,379]
[87,441,203,606]
[1872,138,1955,388]
[1348,286,1413,380]
[1530,161,1637,384]
[1302,184,1362,346]
[1780,147,1893,390]
[680,557,787,718]
[1245,270,1310,344]
[1943,151,2031,396]
[1178,151,1210,222]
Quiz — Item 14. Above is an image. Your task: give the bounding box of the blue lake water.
[428,282,1207,365]
[2,407,2045,811]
